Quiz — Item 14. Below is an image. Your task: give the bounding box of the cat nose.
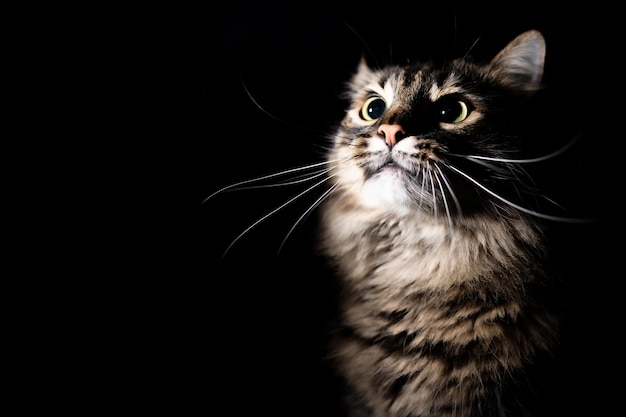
[378,124,406,147]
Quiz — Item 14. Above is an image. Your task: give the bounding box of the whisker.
[432,166,454,230]
[276,182,340,256]
[221,175,333,257]
[446,165,594,223]
[435,164,463,217]
[540,195,569,212]
[341,21,380,68]
[452,152,578,213]
[202,158,345,203]
[459,157,513,175]
[233,166,334,191]
[450,133,582,164]
[461,36,482,61]
[419,165,427,208]
[427,162,438,219]
[239,76,334,139]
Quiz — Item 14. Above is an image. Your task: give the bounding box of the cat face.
[327,30,546,219]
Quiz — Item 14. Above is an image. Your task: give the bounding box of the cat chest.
[325,218,494,288]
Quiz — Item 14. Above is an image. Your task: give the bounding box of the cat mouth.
[386,153,420,172]
[382,162,403,171]
[363,151,423,177]
[378,160,417,177]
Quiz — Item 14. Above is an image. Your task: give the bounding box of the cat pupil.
[361,96,386,121]
[438,98,470,124]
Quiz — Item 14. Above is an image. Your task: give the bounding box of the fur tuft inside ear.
[346,54,377,94]
[488,30,546,91]
[355,54,374,77]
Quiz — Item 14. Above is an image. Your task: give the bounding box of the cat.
[314,30,566,417]
[205,29,597,417]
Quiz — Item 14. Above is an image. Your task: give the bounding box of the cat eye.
[360,96,387,121]
[438,98,471,124]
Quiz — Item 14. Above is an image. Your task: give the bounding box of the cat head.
[327,30,549,220]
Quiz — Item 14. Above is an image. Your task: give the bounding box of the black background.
[196,2,620,415]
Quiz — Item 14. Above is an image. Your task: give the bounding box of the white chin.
[361,172,412,212]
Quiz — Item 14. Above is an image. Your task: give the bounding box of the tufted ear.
[354,54,374,77]
[346,54,378,95]
[488,30,546,91]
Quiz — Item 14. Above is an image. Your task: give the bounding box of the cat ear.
[350,54,376,86]
[356,54,372,74]
[488,30,546,91]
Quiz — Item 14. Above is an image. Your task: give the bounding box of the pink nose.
[378,124,406,147]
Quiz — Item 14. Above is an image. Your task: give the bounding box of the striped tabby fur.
[319,30,561,417]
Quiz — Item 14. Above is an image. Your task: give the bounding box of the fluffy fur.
[318,30,562,417]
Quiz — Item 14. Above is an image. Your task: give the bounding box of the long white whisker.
[447,165,594,223]
[461,36,482,61]
[202,158,346,204]
[419,165,427,208]
[450,133,582,164]
[221,175,332,257]
[233,166,334,192]
[460,157,513,175]
[276,182,340,256]
[274,157,364,255]
[541,195,569,211]
[451,156,574,212]
[427,162,438,219]
[435,164,462,217]
[240,77,334,138]
[432,167,453,230]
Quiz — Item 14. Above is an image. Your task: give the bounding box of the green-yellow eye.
[360,96,386,121]
[438,98,471,123]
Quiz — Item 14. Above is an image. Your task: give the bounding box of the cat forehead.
[357,66,467,102]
